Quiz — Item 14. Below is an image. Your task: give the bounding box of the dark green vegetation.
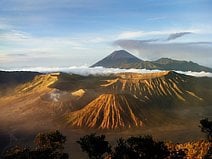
[199,118,212,159]
[2,119,212,159]
[2,132,183,159]
[91,50,212,72]
[200,118,212,141]
[2,130,69,159]
[77,134,111,159]
[77,119,212,159]
[77,133,172,159]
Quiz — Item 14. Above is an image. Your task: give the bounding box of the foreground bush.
[77,133,111,159]
[112,135,170,159]
[200,118,212,141]
[77,134,188,159]
[2,130,69,159]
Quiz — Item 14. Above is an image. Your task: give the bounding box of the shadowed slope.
[0,71,40,96]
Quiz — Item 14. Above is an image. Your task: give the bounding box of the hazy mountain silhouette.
[91,50,212,72]
[91,50,141,68]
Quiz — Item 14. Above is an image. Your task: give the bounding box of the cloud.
[0,0,92,11]
[147,16,167,21]
[6,53,28,57]
[0,22,109,59]
[113,39,158,48]
[117,29,199,39]
[1,66,212,77]
[167,32,192,41]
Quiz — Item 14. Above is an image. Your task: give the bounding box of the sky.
[0,0,212,68]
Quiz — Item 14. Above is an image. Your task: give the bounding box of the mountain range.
[0,71,211,130]
[91,50,212,72]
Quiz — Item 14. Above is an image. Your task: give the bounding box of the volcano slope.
[62,71,212,129]
[0,71,211,132]
[0,71,211,159]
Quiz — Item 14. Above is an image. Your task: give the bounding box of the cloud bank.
[1,66,212,77]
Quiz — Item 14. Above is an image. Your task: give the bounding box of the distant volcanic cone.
[65,93,147,129]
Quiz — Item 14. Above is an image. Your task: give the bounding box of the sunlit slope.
[64,71,211,129]
[65,94,147,129]
[0,73,71,130]
[101,71,205,106]
[16,73,59,93]
[0,71,211,130]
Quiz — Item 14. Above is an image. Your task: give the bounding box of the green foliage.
[112,135,170,159]
[200,118,212,141]
[77,133,111,159]
[2,130,69,159]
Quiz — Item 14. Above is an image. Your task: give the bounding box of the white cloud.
[176,71,212,77]
[2,66,212,77]
[117,29,201,39]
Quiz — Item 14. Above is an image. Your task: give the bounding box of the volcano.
[91,50,141,68]
[0,71,211,130]
[91,50,212,72]
[62,71,212,129]
[65,94,145,129]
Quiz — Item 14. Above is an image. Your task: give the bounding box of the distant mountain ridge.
[91,50,212,72]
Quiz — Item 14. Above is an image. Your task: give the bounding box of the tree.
[34,130,66,151]
[200,118,212,141]
[112,138,138,159]
[2,130,69,159]
[2,146,30,159]
[200,118,212,159]
[112,135,170,159]
[77,133,111,159]
[34,130,68,159]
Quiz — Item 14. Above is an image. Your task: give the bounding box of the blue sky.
[0,0,212,68]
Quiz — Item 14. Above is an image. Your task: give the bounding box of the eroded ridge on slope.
[16,73,60,94]
[65,94,147,129]
[101,71,203,103]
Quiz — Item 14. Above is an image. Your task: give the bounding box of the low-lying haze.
[1,66,212,77]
